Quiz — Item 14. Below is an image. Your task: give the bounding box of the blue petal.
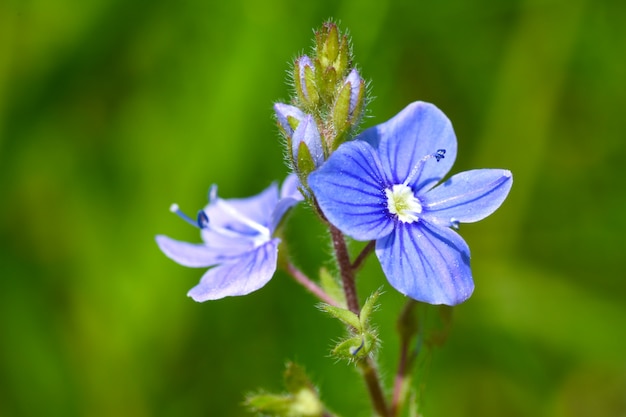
[422,169,512,227]
[187,239,279,301]
[280,173,304,201]
[376,221,473,305]
[270,197,300,234]
[292,114,324,167]
[358,102,457,193]
[309,140,394,241]
[270,174,304,233]
[156,235,223,267]
[203,182,279,234]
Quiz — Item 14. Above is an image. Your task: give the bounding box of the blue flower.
[308,102,512,305]
[156,174,303,301]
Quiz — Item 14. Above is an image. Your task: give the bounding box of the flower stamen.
[385,184,422,223]
[170,204,204,229]
[403,149,446,186]
[214,199,271,239]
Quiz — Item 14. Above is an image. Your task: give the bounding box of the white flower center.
[385,184,422,223]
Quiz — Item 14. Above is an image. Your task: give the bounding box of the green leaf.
[359,289,382,330]
[319,303,361,331]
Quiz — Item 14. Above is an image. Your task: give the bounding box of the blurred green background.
[1,0,625,416]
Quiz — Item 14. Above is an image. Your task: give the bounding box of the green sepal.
[319,267,346,307]
[348,76,365,124]
[319,303,361,332]
[336,32,349,77]
[332,331,377,359]
[359,289,382,330]
[303,65,319,108]
[287,115,301,132]
[316,65,338,104]
[316,22,338,71]
[296,140,317,179]
[315,22,349,77]
[332,81,352,139]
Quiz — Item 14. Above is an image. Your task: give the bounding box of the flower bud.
[274,103,305,138]
[292,114,324,173]
[331,69,365,149]
[293,55,319,109]
[315,22,349,77]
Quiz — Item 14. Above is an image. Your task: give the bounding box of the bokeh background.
[1,0,625,416]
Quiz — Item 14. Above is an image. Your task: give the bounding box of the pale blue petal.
[280,173,303,201]
[422,169,512,227]
[187,239,279,301]
[270,197,300,233]
[203,182,279,235]
[274,103,305,137]
[292,114,324,167]
[199,229,256,256]
[309,140,394,241]
[358,102,457,193]
[156,235,222,267]
[376,221,473,305]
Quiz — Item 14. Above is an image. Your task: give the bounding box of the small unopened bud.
[274,103,305,138]
[315,22,349,77]
[331,69,365,149]
[294,56,319,108]
[292,114,324,172]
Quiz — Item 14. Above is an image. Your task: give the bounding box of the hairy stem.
[359,357,391,417]
[329,224,360,315]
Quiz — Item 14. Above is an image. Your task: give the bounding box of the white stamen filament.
[214,199,271,238]
[403,149,445,186]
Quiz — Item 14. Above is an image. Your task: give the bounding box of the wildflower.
[156,174,302,301]
[308,102,512,305]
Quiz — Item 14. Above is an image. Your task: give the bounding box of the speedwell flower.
[308,102,512,305]
[156,174,302,301]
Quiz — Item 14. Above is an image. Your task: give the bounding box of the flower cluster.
[156,23,512,307]
[155,21,514,417]
[274,22,366,187]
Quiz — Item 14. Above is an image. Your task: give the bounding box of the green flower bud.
[315,22,349,77]
[294,56,319,109]
[331,69,366,149]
